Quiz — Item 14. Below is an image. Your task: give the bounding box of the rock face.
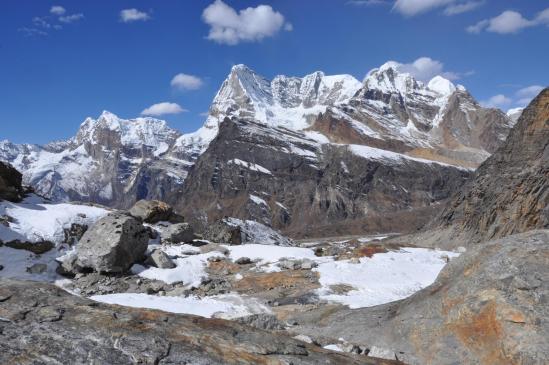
[73,213,149,273]
[0,279,395,365]
[293,230,549,365]
[419,87,549,248]
[0,162,24,202]
[176,118,471,237]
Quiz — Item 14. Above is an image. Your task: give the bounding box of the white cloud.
[468,8,549,34]
[202,0,291,45]
[481,94,512,108]
[395,57,469,82]
[481,85,545,110]
[50,6,66,16]
[141,102,187,116]
[393,0,454,16]
[443,1,483,16]
[120,9,151,23]
[18,27,48,37]
[59,13,84,23]
[515,85,544,106]
[33,17,51,29]
[171,74,204,90]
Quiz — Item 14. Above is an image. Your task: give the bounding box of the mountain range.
[0,62,516,236]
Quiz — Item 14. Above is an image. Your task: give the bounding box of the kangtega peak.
[0,62,514,234]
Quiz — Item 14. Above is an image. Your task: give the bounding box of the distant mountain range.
[0,62,516,236]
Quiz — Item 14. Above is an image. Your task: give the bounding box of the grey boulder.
[159,223,195,244]
[203,220,243,245]
[74,213,149,273]
[146,249,176,269]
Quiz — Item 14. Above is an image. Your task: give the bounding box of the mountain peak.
[427,75,456,96]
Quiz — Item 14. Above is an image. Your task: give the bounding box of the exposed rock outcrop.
[412,87,549,248]
[291,230,549,365]
[0,279,397,365]
[71,213,149,273]
[0,161,24,202]
[176,118,471,238]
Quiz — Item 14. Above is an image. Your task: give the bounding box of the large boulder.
[129,200,175,224]
[146,249,176,269]
[203,219,243,245]
[159,223,195,244]
[74,213,149,273]
[203,218,296,246]
[0,162,24,202]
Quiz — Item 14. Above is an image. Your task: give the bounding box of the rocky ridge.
[403,87,549,248]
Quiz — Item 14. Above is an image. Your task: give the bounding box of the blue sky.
[1,0,548,144]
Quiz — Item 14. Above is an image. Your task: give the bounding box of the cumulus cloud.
[59,13,84,24]
[202,0,291,45]
[120,9,151,23]
[50,6,66,16]
[467,7,549,34]
[141,102,187,116]
[393,57,469,82]
[171,74,204,90]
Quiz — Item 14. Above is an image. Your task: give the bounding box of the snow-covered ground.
[315,247,459,308]
[90,292,271,320]
[120,241,459,316]
[0,245,61,282]
[0,196,109,284]
[0,195,109,244]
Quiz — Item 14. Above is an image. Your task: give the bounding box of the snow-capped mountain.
[0,111,191,207]
[311,61,515,167]
[1,62,515,233]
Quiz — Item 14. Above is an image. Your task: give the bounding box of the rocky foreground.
[0,279,398,365]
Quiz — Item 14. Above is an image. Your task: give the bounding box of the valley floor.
[0,196,462,360]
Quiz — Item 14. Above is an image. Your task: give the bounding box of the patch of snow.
[90,292,271,319]
[0,245,63,282]
[249,194,268,206]
[314,247,459,308]
[228,158,272,175]
[0,197,109,245]
[347,144,470,170]
[132,250,223,287]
